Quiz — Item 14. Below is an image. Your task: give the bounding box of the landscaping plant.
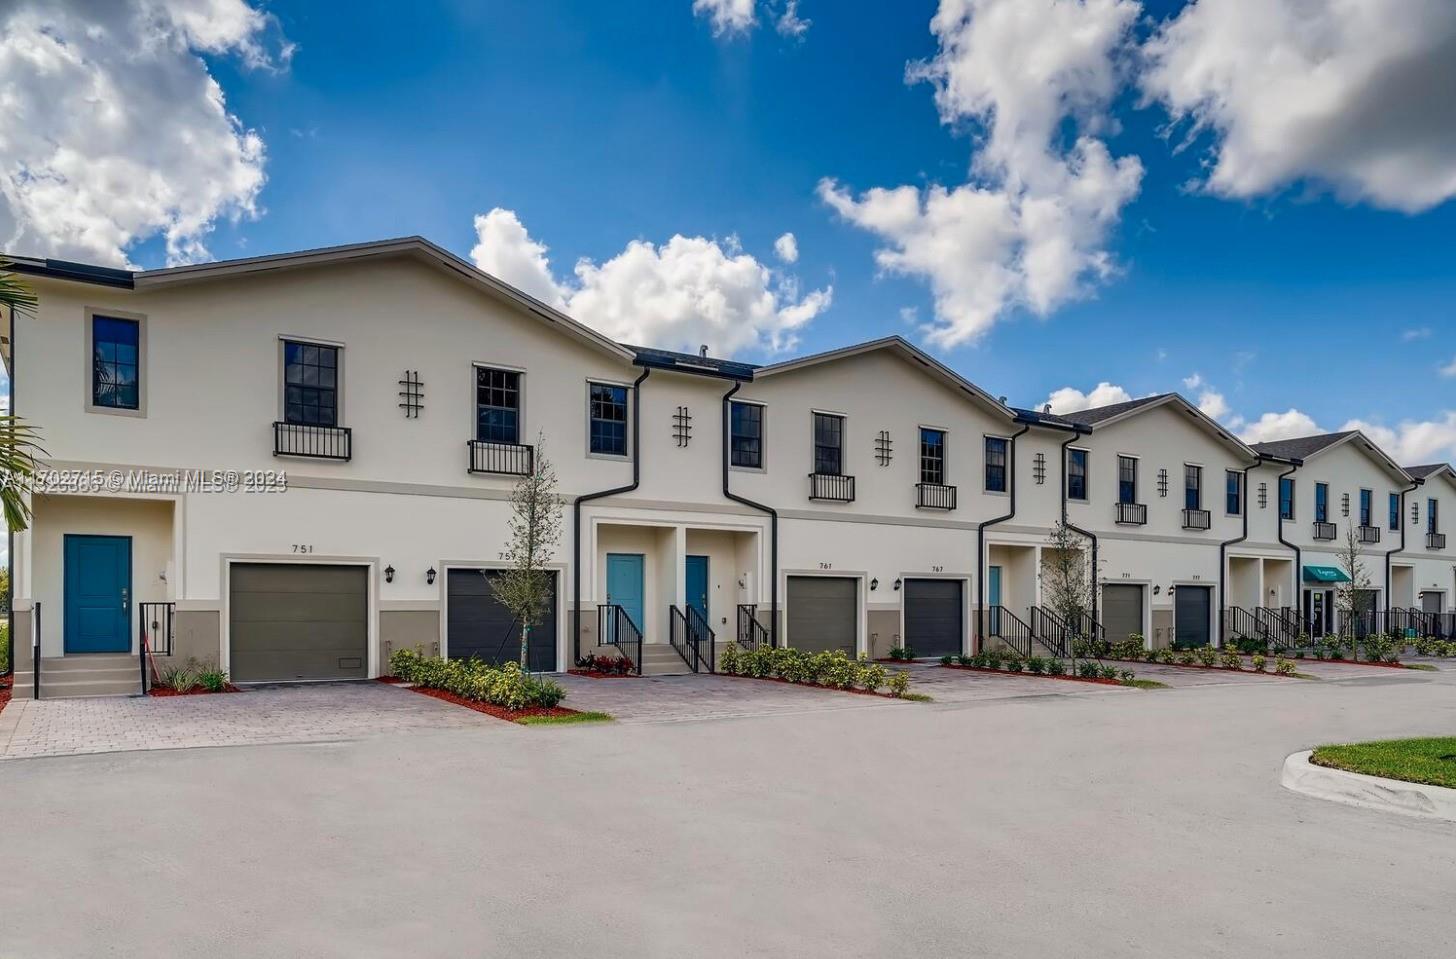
[1045,659,1066,676]
[1220,649,1242,670]
[1251,653,1267,672]
[1194,645,1218,668]
[887,671,911,698]
[390,648,565,710]
[491,436,562,670]
[1274,656,1296,676]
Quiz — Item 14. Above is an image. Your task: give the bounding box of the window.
[589,382,629,456]
[984,436,1008,493]
[1067,449,1088,501]
[1226,470,1243,516]
[1314,482,1329,523]
[1390,492,1401,531]
[475,367,520,444]
[1359,489,1372,527]
[1117,456,1138,505]
[1184,465,1203,511]
[283,340,339,427]
[919,428,946,485]
[91,315,141,410]
[730,401,763,469]
[1430,498,1440,534]
[813,413,843,475]
[1279,477,1295,520]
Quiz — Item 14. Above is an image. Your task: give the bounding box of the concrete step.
[39,654,138,672]
[10,674,142,700]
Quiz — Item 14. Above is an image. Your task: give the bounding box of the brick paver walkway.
[557,672,908,723]
[0,682,497,760]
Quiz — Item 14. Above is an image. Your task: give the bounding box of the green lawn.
[1122,678,1170,689]
[1311,738,1456,790]
[517,711,614,726]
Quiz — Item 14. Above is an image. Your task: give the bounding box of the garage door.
[1102,584,1144,645]
[1174,585,1212,649]
[447,568,557,672]
[787,576,857,655]
[230,563,368,683]
[903,579,963,658]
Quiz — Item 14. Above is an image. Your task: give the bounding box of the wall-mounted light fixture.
[870,577,879,591]
[426,567,437,585]
[384,565,395,584]
[893,578,902,591]
[1152,585,1161,595]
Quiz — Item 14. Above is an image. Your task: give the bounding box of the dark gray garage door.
[787,576,857,655]
[1102,584,1144,645]
[903,579,963,658]
[447,568,557,672]
[1174,585,1212,649]
[230,564,368,682]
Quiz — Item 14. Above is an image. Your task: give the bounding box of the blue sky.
[4,0,1455,461]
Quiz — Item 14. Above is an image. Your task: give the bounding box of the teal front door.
[64,534,132,653]
[988,565,1002,634]
[606,553,645,631]
[685,555,710,622]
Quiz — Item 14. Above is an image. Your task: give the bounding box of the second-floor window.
[1067,448,1088,501]
[1279,477,1295,520]
[813,412,843,475]
[920,428,946,485]
[589,382,629,456]
[1390,492,1401,531]
[476,367,520,444]
[1314,482,1329,523]
[1185,465,1203,511]
[283,340,339,427]
[1117,456,1137,505]
[1226,470,1242,515]
[92,315,141,410]
[984,436,1008,493]
[730,401,763,469]
[1359,488,1372,527]
[1430,498,1440,534]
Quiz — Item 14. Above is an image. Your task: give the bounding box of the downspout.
[571,367,651,664]
[5,300,13,675]
[722,382,778,646]
[1058,428,1098,637]
[1384,478,1422,615]
[1272,459,1301,619]
[1217,463,1254,648]
[975,423,1031,652]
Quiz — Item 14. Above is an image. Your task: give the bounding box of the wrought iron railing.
[1071,611,1105,645]
[1228,606,1270,647]
[1181,508,1211,531]
[687,605,716,674]
[1427,532,1446,551]
[138,601,175,693]
[467,440,534,476]
[1030,606,1071,657]
[916,483,957,510]
[737,604,772,649]
[273,421,352,460]
[598,604,642,676]
[1114,502,1147,525]
[1256,607,1300,648]
[31,601,41,701]
[1312,521,1337,540]
[808,472,856,503]
[669,606,695,672]
[983,605,1032,659]
[1358,525,1381,544]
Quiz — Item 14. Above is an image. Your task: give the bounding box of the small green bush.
[1195,645,1218,667]
[158,663,199,692]
[1076,660,1098,678]
[198,666,229,692]
[389,648,564,709]
[861,662,888,692]
[939,654,955,666]
[1006,656,1024,673]
[1045,659,1066,676]
[887,670,911,698]
[1220,649,1242,670]
[1251,653,1267,672]
[719,643,741,675]
[1098,664,1118,680]
[1026,656,1045,674]
[1275,656,1296,676]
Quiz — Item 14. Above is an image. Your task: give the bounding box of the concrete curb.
[1281,750,1456,822]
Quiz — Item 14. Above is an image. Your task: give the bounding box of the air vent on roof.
[699,344,709,358]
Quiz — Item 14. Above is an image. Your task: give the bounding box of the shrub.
[1360,633,1398,663]
[1108,639,1144,661]
[158,663,199,692]
[1026,656,1046,674]
[1076,661,1098,679]
[1232,635,1267,655]
[1220,649,1242,670]
[1006,656,1024,673]
[576,653,634,676]
[1251,653,1267,672]
[1119,669,1135,682]
[940,654,955,666]
[390,650,564,709]
[861,662,888,692]
[1045,659,1066,676]
[1275,656,1296,676]
[198,666,229,692]
[1098,664,1118,680]
[1195,646,1218,667]
[1176,648,1197,666]
[887,671,911,698]
[717,644,740,676]
[888,646,908,661]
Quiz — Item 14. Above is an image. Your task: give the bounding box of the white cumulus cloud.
[0,0,288,267]
[1044,382,1134,414]
[1142,0,1456,213]
[773,232,799,263]
[469,208,831,356]
[1342,414,1456,466]
[820,0,1143,348]
[1440,355,1456,378]
[694,0,807,38]
[1239,409,1323,445]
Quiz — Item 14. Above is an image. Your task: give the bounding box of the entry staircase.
[11,653,142,700]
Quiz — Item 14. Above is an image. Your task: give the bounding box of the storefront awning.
[1303,565,1351,584]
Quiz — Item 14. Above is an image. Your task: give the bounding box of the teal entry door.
[685,555,710,622]
[64,534,132,653]
[606,553,645,630]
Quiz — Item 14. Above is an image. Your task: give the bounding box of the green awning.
[1303,565,1351,584]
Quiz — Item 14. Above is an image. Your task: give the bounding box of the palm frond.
[0,263,38,317]
[0,415,47,532]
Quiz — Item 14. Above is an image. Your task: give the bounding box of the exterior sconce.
[893,578,902,591]
[1167,585,1176,594]
[384,565,395,583]
[870,578,879,591]
[426,567,437,585]
[1152,585,1161,595]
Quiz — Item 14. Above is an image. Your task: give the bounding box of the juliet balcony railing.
[1358,525,1381,544]
[916,482,957,510]
[467,440,534,476]
[1114,502,1147,525]
[809,472,856,503]
[1181,508,1211,531]
[1428,532,1447,551]
[1312,521,1337,541]
[273,422,352,461]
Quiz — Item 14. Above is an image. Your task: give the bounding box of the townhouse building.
[3,237,1452,698]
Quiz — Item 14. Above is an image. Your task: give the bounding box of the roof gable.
[1254,430,1412,483]
[1057,392,1256,459]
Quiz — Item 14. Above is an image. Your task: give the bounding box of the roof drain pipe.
[1271,460,1302,622]
[722,383,779,647]
[1217,464,1254,648]
[975,423,1030,653]
[1385,478,1423,617]
[1057,428,1098,647]
[572,367,651,666]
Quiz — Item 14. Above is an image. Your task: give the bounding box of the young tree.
[1335,523,1373,647]
[0,264,44,532]
[490,435,562,670]
[1042,520,1093,646]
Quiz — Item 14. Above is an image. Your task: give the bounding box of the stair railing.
[687,606,716,673]
[668,606,696,672]
[985,605,1033,659]
[32,601,41,701]
[1029,606,1071,658]
[736,604,771,650]
[598,604,643,676]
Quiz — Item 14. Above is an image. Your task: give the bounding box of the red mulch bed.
[938,664,1124,686]
[0,677,10,715]
[873,658,920,665]
[396,684,582,723]
[566,668,637,679]
[148,684,242,696]
[1102,657,1298,678]
[718,673,906,699]
[375,675,407,684]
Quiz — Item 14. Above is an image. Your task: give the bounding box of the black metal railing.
[983,605,1032,659]
[688,605,716,674]
[809,472,856,503]
[1409,610,1456,639]
[1312,521,1337,540]
[138,601,175,693]
[1229,606,1270,647]
[598,604,643,675]
[916,483,957,510]
[1030,606,1071,657]
[1358,525,1381,544]
[32,600,41,701]
[1114,502,1147,525]
[669,606,695,672]
[1181,508,1211,531]
[1071,611,1105,645]
[1427,532,1447,551]
[273,421,352,460]
[467,440,534,476]
[737,604,772,649]
[1256,606,1299,648]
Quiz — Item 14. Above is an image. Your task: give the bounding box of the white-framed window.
[85,308,147,417]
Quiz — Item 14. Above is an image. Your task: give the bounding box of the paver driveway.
[557,672,907,722]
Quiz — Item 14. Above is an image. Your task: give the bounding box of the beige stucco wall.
[380,609,440,673]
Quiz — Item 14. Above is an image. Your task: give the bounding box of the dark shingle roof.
[1249,430,1357,461]
[1010,406,1080,429]
[1057,393,1171,427]
[628,345,758,381]
[1406,463,1451,479]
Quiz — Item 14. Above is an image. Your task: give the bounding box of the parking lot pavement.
[882,661,1134,702]
[556,672,906,723]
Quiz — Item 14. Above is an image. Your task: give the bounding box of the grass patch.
[1121,678,1170,689]
[516,711,614,726]
[897,692,934,703]
[1311,737,1456,790]
[1404,663,1439,672]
